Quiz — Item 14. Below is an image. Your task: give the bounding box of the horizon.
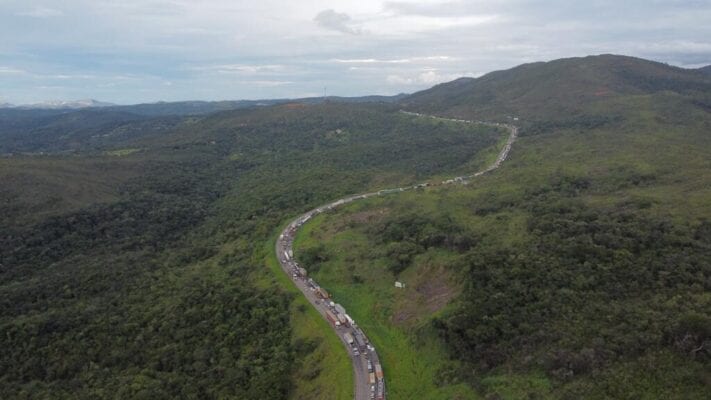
[2,1,711,105]
[4,54,709,108]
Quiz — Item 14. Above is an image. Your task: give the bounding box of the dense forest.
[293,56,711,399]
[0,102,503,399]
[2,54,710,399]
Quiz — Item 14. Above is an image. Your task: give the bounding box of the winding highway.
[275,112,518,400]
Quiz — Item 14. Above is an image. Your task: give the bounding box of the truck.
[284,251,290,261]
[369,372,376,385]
[354,332,367,351]
[344,313,354,326]
[374,363,383,379]
[343,332,354,345]
[298,267,307,276]
[315,287,329,299]
[337,313,347,326]
[325,310,341,327]
[334,303,346,315]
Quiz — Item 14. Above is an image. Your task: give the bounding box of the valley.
[1,55,709,400]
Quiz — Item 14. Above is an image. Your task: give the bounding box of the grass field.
[262,228,353,400]
[290,92,711,399]
[292,197,483,400]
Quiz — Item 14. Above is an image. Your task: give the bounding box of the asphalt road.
[275,112,518,400]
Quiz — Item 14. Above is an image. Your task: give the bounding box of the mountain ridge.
[400,54,711,121]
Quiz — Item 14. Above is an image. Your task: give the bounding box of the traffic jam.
[276,113,518,400]
[277,204,386,400]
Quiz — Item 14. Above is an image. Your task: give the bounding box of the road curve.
[275,112,518,400]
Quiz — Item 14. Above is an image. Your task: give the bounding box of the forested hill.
[400,54,711,121]
[0,102,504,399]
[1,54,709,399]
[285,54,711,398]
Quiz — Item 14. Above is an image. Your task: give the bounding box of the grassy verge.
[262,227,353,400]
[293,207,481,400]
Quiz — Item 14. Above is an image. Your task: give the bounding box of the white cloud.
[17,6,64,18]
[1,0,710,103]
[193,64,286,74]
[246,80,293,87]
[331,56,455,64]
[0,66,27,74]
[314,9,361,35]
[386,69,464,86]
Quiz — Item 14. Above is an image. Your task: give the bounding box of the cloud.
[331,56,456,64]
[0,66,27,74]
[244,80,293,87]
[17,6,64,18]
[386,69,464,86]
[314,9,361,35]
[2,0,711,103]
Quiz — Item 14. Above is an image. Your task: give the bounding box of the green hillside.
[401,54,711,121]
[2,54,709,400]
[294,56,711,399]
[0,102,504,399]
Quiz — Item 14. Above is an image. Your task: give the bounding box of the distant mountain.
[400,54,711,120]
[699,65,711,75]
[17,99,115,110]
[109,94,407,116]
[106,100,286,116]
[0,93,408,153]
[0,108,183,154]
[318,93,408,103]
[1,93,408,116]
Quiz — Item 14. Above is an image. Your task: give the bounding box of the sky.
[1,0,711,104]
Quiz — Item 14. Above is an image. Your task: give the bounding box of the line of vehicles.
[275,113,519,400]
[278,216,386,400]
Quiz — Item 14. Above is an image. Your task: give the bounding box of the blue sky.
[1,0,710,104]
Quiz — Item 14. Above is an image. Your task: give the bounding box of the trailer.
[374,363,383,380]
[344,314,354,326]
[298,267,307,276]
[337,313,347,326]
[284,251,290,261]
[369,372,376,385]
[315,287,329,299]
[325,310,341,327]
[343,332,354,345]
[334,303,346,315]
[354,332,367,351]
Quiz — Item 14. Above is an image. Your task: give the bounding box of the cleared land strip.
[275,112,518,400]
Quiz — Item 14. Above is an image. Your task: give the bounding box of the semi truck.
[315,287,329,299]
[337,313,347,326]
[354,332,367,351]
[343,332,354,345]
[325,310,341,327]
